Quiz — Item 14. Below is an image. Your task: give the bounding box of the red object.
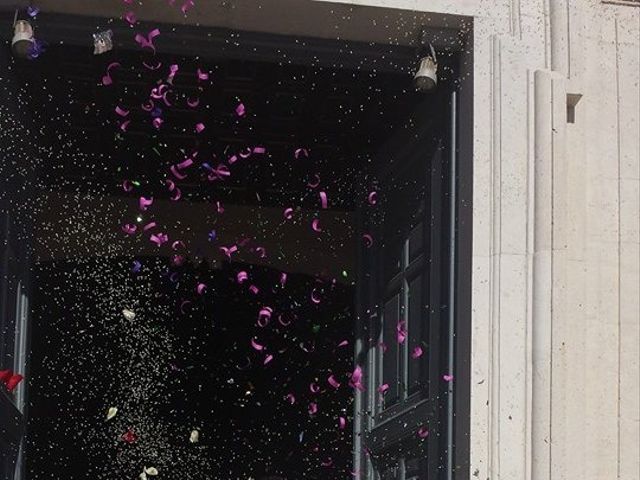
[121,429,138,444]
[0,369,11,382]
[5,374,23,392]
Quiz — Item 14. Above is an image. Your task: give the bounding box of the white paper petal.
[139,472,147,480]
[106,407,117,420]
[144,467,158,476]
[122,309,136,321]
[189,430,200,443]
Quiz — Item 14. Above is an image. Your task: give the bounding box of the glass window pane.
[382,295,400,406]
[405,454,427,480]
[380,461,400,480]
[384,243,403,284]
[408,275,425,392]
[408,223,424,261]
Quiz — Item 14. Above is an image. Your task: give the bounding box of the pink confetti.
[122,180,134,192]
[219,245,237,258]
[115,105,129,117]
[152,117,164,129]
[150,84,168,99]
[119,120,131,132]
[171,240,185,250]
[310,288,322,304]
[170,165,187,180]
[175,158,193,171]
[328,375,341,389]
[142,99,155,112]
[362,233,374,248]
[264,354,274,365]
[101,62,120,86]
[248,285,259,295]
[412,346,424,358]
[337,340,349,348]
[397,321,407,344]
[250,338,264,351]
[257,307,273,327]
[181,0,194,14]
[311,218,322,233]
[170,189,180,201]
[139,196,153,211]
[143,222,157,232]
[122,224,137,235]
[319,191,328,209]
[180,299,192,313]
[368,191,378,205]
[294,148,309,159]
[349,365,365,391]
[307,174,321,188]
[197,68,209,81]
[339,416,346,429]
[283,208,294,220]
[135,28,161,53]
[309,383,320,393]
[277,313,292,327]
[308,402,318,415]
[123,11,137,25]
[167,64,178,84]
[207,165,230,181]
[417,426,429,438]
[237,271,248,284]
[150,233,168,246]
[162,91,173,107]
[285,393,296,404]
[280,273,287,287]
[143,60,162,70]
[196,283,206,295]
[235,103,246,117]
[443,374,454,382]
[377,383,390,394]
[253,146,266,154]
[187,97,200,108]
[195,122,205,133]
[255,246,266,258]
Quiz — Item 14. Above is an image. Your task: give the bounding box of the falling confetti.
[106,407,118,421]
[0,5,464,478]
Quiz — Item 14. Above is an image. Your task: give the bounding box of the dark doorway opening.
[0,12,470,480]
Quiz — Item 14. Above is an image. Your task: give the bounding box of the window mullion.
[400,238,410,402]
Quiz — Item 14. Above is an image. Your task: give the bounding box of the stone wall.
[318,0,640,478]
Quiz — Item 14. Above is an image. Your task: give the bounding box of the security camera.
[414,44,438,92]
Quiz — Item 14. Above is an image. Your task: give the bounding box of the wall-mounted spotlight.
[414,43,438,92]
[12,15,35,59]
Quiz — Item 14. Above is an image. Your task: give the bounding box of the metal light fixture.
[414,43,438,92]
[93,29,114,55]
[12,14,35,59]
